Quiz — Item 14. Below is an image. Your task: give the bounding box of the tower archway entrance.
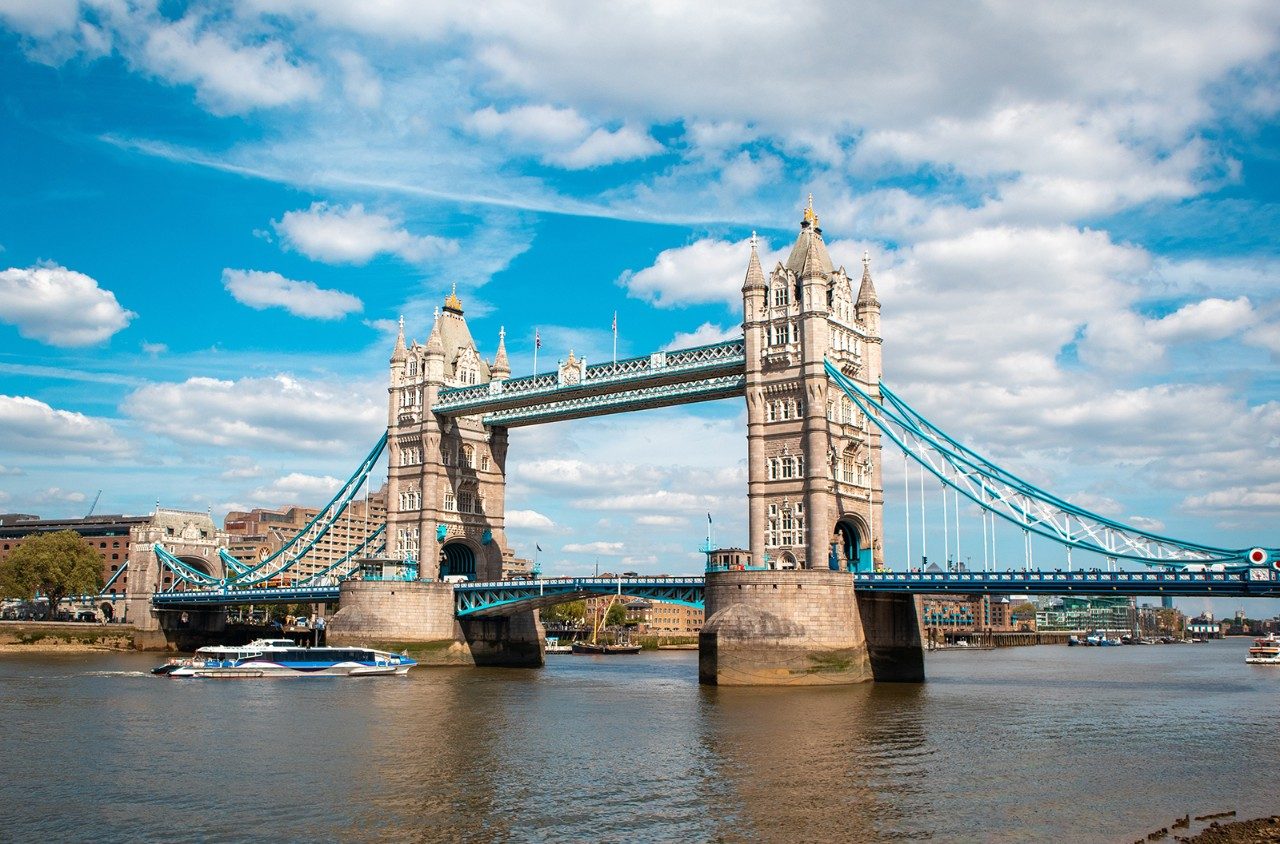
[833,518,868,572]
[441,541,477,581]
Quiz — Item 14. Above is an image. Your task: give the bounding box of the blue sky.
[1,2,1278,615]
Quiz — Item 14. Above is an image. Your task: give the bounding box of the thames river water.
[0,639,1277,843]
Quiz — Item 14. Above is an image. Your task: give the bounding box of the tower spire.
[857,250,879,308]
[492,325,511,379]
[426,306,444,355]
[742,230,765,291]
[391,314,407,362]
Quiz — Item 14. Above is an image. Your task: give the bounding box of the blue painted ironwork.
[295,524,387,586]
[434,339,745,419]
[851,568,1280,597]
[454,575,705,617]
[825,360,1279,569]
[152,585,340,608]
[221,432,388,586]
[153,543,222,588]
[153,566,1280,611]
[98,559,129,594]
[479,374,746,427]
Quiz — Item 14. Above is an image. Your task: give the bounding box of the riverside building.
[222,484,388,584]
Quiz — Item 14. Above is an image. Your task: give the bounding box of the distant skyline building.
[1036,596,1135,634]
[222,483,388,583]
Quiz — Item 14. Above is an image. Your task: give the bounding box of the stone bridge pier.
[326,580,544,667]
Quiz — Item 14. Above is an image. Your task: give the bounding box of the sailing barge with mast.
[571,594,641,655]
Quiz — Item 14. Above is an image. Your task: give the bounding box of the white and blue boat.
[152,639,415,678]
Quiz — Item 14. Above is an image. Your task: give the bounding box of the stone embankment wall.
[0,621,163,651]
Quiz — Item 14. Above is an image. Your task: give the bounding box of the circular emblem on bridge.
[1246,547,1269,566]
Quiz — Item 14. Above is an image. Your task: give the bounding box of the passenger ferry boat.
[1245,633,1280,665]
[151,639,415,678]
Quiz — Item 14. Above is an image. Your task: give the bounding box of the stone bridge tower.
[386,287,512,582]
[126,508,226,635]
[701,198,922,686]
[330,292,541,666]
[742,198,885,573]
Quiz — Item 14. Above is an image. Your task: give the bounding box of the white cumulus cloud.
[505,509,556,530]
[140,15,322,114]
[663,322,742,350]
[0,395,131,457]
[222,268,363,319]
[123,374,382,453]
[250,472,342,505]
[0,263,135,347]
[272,202,458,265]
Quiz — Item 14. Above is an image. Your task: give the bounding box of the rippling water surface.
[1,640,1276,842]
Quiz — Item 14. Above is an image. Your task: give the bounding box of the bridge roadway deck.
[150,569,1280,612]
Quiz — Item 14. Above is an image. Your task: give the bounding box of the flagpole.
[533,327,539,375]
[612,311,617,369]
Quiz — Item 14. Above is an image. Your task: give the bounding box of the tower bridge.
[143,199,1278,683]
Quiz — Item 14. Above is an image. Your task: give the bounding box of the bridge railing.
[853,571,1245,584]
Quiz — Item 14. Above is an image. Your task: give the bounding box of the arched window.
[462,445,475,468]
[407,360,417,377]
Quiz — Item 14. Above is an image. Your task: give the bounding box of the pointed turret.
[742,231,766,291]
[426,307,444,356]
[492,326,511,379]
[856,251,880,309]
[391,315,407,363]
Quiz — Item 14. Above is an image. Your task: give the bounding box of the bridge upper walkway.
[150,568,1280,612]
[431,339,745,426]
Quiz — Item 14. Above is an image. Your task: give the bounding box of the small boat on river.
[1245,633,1280,665]
[151,639,415,678]
[571,640,642,655]
[571,595,641,655]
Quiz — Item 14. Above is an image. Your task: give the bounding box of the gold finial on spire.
[443,281,463,313]
[803,193,816,226]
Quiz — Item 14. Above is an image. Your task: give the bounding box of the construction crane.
[85,490,102,518]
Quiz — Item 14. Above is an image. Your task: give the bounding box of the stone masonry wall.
[700,569,873,685]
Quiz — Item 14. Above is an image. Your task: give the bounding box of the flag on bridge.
[536,544,543,552]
